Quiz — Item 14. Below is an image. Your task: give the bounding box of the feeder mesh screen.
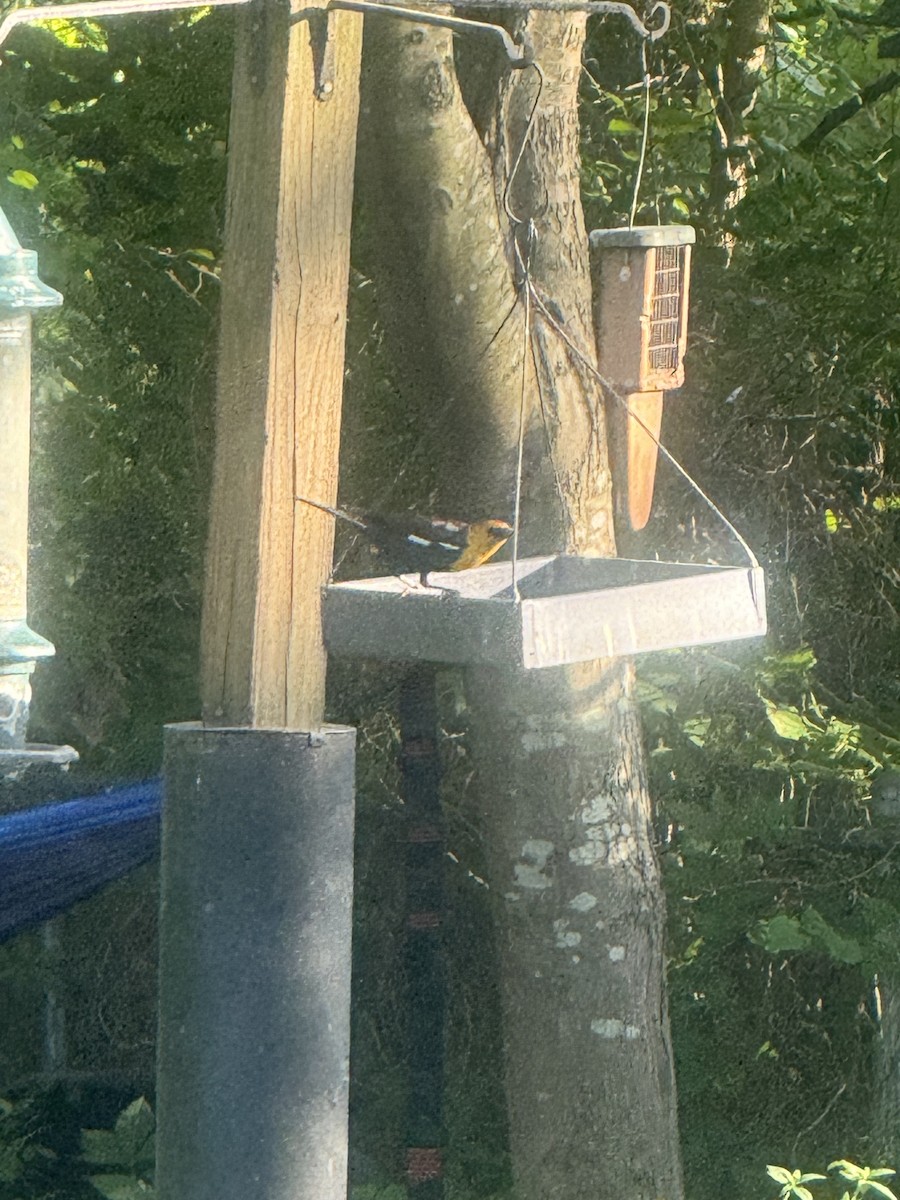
[649,245,684,371]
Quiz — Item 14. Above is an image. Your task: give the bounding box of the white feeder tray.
[323,555,766,668]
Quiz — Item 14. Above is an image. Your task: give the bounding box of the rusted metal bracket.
[294,0,533,100]
[303,0,669,98]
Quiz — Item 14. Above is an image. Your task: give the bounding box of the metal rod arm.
[326,0,531,64]
[0,0,251,56]
[0,0,669,60]
[329,0,670,39]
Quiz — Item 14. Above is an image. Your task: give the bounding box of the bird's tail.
[295,495,367,530]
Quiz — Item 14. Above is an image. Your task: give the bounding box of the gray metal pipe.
[156,723,357,1200]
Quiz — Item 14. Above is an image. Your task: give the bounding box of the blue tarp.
[0,780,162,943]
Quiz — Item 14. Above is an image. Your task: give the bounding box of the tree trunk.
[874,974,900,1162]
[702,0,772,242]
[354,13,683,1199]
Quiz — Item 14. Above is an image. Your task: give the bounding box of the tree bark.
[354,12,683,1199]
[873,975,900,1161]
[702,0,772,242]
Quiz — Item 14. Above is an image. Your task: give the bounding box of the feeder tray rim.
[325,553,759,605]
[589,223,696,249]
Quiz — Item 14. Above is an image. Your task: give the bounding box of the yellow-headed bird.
[297,497,513,586]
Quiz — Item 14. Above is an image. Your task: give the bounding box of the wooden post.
[200,0,363,731]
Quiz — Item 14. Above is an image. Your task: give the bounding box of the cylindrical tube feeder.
[0,206,76,777]
[589,224,695,530]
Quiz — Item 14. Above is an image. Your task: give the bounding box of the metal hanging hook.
[316,0,532,68]
[388,0,671,41]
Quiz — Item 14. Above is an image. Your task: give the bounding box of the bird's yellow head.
[451,519,514,572]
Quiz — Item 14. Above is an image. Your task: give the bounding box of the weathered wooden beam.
[200,0,363,730]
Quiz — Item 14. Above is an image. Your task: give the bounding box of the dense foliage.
[0,0,897,1195]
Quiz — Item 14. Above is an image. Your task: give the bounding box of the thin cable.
[511,228,534,601]
[527,282,760,570]
[503,60,545,226]
[501,59,544,602]
[628,37,651,228]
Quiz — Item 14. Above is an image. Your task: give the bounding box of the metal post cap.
[0,206,62,311]
[0,618,56,665]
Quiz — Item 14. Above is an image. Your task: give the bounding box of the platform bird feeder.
[590,224,695,531]
[320,223,764,671]
[322,555,766,669]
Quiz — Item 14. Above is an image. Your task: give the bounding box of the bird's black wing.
[362,513,466,576]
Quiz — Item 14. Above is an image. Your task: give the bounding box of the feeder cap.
[0,206,62,312]
[589,224,696,250]
[0,618,56,666]
[0,743,79,780]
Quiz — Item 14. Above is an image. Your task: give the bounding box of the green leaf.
[652,107,705,133]
[82,1098,155,1172]
[764,702,810,741]
[7,169,38,190]
[824,508,850,532]
[831,1161,862,1177]
[608,118,641,134]
[768,1169,798,1186]
[759,647,817,680]
[862,1182,898,1200]
[36,17,108,51]
[89,1173,154,1199]
[82,1129,122,1167]
[683,716,710,747]
[755,915,810,953]
[800,908,864,964]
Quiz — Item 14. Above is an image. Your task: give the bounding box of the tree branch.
[797,69,900,150]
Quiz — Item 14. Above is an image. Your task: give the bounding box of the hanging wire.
[628,35,651,228]
[498,57,546,598]
[496,11,756,578]
[490,22,754,575]
[511,223,535,601]
[527,281,761,570]
[503,60,546,226]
